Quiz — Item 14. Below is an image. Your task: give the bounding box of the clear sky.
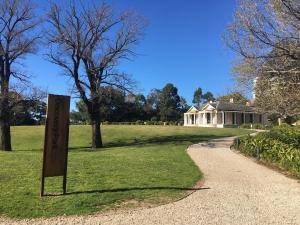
[26,0,237,110]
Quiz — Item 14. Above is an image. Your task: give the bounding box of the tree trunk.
[0,120,12,151]
[91,120,103,148]
[87,99,103,148]
[0,97,12,151]
[0,55,12,151]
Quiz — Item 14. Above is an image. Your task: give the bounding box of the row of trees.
[225,0,300,124]
[71,84,223,124]
[71,83,189,124]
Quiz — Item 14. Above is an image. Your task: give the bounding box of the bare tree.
[225,0,300,121]
[254,66,300,122]
[47,1,145,148]
[0,0,40,151]
[226,0,300,86]
[225,0,300,62]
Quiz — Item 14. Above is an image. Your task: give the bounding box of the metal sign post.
[41,94,70,196]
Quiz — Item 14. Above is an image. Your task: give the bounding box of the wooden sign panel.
[41,94,70,196]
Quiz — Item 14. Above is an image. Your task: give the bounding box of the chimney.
[253,77,258,99]
[229,98,234,103]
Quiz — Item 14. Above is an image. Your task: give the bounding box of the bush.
[135,120,143,125]
[150,117,158,122]
[239,124,251,129]
[239,123,273,130]
[233,125,300,176]
[177,121,183,126]
[265,125,300,148]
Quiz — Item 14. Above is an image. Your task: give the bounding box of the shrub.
[135,120,143,125]
[150,117,158,122]
[233,125,300,176]
[265,125,300,148]
[252,123,266,130]
[239,124,251,129]
[239,123,273,130]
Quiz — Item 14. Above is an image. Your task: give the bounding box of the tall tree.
[0,0,40,151]
[192,87,202,106]
[178,96,189,114]
[47,2,145,148]
[142,89,160,121]
[225,0,300,120]
[254,54,300,122]
[157,83,181,121]
[202,92,215,103]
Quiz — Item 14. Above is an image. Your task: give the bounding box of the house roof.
[213,102,255,112]
[187,101,256,113]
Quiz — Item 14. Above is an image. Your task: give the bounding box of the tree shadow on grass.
[14,134,235,152]
[43,186,210,196]
[69,134,231,152]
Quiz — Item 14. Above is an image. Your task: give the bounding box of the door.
[207,113,211,124]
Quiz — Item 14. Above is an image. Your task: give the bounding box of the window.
[232,113,235,124]
[250,114,253,123]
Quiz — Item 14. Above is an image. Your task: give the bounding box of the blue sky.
[26,0,237,110]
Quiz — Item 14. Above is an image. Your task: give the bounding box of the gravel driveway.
[2,136,300,225]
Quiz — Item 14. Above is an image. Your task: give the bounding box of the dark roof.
[205,101,255,112]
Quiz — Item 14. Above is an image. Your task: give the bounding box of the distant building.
[184,101,267,128]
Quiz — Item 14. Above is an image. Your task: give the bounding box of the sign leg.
[40,176,45,197]
[63,174,67,195]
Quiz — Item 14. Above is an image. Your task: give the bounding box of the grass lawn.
[0,125,252,218]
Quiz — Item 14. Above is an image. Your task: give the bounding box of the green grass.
[0,125,252,218]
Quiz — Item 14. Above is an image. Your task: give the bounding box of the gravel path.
[2,136,300,225]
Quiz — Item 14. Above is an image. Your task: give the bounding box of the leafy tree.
[71,87,126,123]
[202,92,215,103]
[157,83,181,121]
[10,99,46,125]
[218,92,248,105]
[71,85,188,123]
[70,100,90,124]
[99,87,126,122]
[70,111,86,124]
[145,89,161,120]
[192,87,202,106]
[179,97,189,114]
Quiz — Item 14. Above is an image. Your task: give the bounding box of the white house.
[184,101,267,128]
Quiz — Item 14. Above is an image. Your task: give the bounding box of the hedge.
[101,121,184,126]
[239,123,273,130]
[233,125,300,177]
